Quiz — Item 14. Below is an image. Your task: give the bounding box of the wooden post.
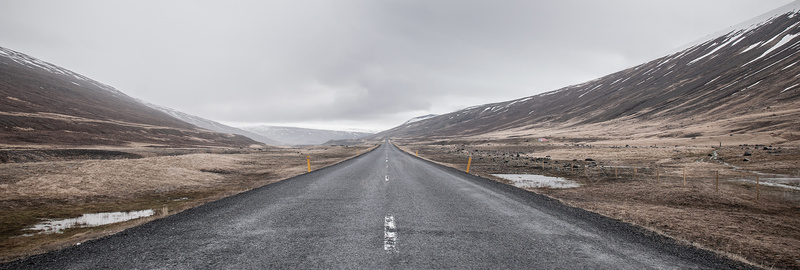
[683,168,686,187]
[756,175,760,201]
[306,155,311,172]
[466,156,473,173]
[584,166,588,179]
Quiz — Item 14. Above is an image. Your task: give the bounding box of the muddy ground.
[0,144,376,262]
[395,138,800,270]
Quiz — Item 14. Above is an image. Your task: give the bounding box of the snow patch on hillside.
[0,46,123,96]
[404,114,439,125]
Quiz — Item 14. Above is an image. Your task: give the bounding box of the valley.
[2,1,800,269]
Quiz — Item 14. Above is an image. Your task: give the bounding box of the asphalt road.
[3,142,754,269]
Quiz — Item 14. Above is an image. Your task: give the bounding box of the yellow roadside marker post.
[466,156,473,173]
[656,164,660,183]
[306,155,311,172]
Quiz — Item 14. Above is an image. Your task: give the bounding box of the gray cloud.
[0,0,792,131]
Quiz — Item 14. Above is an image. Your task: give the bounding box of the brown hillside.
[377,11,800,144]
[0,47,259,148]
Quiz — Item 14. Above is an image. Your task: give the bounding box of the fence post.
[756,175,760,201]
[683,168,687,187]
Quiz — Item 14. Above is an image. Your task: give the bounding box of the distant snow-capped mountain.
[242,125,373,146]
[142,102,282,145]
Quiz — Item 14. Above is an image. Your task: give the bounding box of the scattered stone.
[744,151,752,156]
[743,158,750,162]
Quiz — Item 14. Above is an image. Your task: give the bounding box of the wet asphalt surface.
[2,142,756,269]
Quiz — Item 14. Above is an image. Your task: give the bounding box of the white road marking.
[384,215,397,252]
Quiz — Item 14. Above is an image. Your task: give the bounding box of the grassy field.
[395,138,800,269]
[0,144,376,262]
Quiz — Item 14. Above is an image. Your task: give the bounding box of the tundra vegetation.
[395,136,800,269]
[0,144,375,262]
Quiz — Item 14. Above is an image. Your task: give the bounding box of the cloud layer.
[0,0,792,130]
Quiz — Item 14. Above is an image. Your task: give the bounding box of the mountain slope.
[242,126,373,146]
[377,4,800,143]
[0,46,260,147]
[142,102,282,145]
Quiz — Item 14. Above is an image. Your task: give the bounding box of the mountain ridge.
[242,125,373,146]
[0,46,261,148]
[141,101,282,145]
[376,7,800,144]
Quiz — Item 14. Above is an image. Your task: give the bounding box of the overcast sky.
[0,0,793,131]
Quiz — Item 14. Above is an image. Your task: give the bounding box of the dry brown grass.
[397,139,800,269]
[0,144,377,263]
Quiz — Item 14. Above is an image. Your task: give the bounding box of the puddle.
[492,174,580,189]
[25,209,155,234]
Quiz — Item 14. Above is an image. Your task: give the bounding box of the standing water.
[492,174,580,189]
[25,210,156,234]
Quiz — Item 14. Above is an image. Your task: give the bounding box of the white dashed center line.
[384,215,397,252]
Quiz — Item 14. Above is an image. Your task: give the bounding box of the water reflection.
[26,209,155,234]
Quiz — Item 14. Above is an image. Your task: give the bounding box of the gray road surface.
[2,142,754,269]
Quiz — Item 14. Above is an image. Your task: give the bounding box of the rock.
[585,158,595,162]
[744,151,752,156]
[743,158,750,162]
